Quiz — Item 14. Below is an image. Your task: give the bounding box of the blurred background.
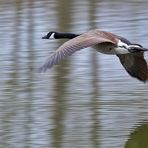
[0,0,148,148]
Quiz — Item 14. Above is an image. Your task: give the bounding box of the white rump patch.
[115,40,130,54]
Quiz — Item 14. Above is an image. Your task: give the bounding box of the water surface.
[0,0,148,148]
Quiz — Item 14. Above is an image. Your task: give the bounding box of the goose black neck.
[54,32,80,39]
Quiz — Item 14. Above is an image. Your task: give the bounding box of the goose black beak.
[42,35,48,39]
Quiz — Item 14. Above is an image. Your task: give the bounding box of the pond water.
[0,0,148,148]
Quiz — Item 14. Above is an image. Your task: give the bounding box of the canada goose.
[40,29,148,82]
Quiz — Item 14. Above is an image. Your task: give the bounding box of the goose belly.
[93,45,116,55]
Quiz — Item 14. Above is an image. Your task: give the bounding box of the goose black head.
[128,44,148,53]
[42,31,57,39]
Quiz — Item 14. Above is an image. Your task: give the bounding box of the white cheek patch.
[118,40,128,48]
[49,33,55,39]
[115,40,130,54]
[129,44,141,48]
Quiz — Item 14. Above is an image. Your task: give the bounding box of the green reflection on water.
[125,123,148,148]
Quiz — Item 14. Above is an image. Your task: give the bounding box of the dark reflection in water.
[125,123,148,148]
[0,0,148,148]
[51,1,72,147]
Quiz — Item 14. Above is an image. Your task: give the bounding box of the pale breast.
[93,43,117,55]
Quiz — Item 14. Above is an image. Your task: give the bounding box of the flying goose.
[40,29,148,82]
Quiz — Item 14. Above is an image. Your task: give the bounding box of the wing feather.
[40,32,117,72]
[117,53,148,82]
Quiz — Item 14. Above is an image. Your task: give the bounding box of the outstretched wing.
[39,32,117,72]
[117,53,148,82]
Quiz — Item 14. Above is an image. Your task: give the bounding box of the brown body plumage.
[40,29,148,82]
